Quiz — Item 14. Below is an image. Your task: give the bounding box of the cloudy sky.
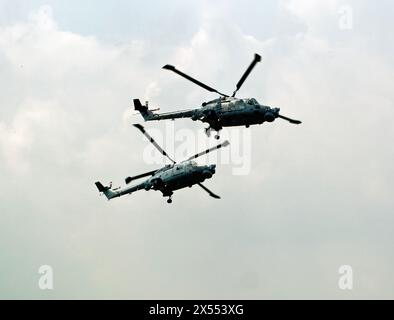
[0,0,393,299]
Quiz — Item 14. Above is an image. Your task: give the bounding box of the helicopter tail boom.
[134,99,155,121]
[95,181,118,200]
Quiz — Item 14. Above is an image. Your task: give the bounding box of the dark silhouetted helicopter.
[134,53,301,139]
[95,124,229,203]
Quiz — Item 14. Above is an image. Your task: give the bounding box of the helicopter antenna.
[133,124,176,164]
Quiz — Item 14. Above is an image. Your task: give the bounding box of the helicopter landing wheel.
[214,134,220,140]
[167,198,173,204]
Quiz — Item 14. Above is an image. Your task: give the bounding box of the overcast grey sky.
[0,0,393,299]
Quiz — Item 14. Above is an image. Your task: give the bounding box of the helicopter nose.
[264,107,280,122]
[264,112,275,122]
[202,170,213,179]
[202,165,215,179]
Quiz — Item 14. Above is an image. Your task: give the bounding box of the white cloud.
[0,6,149,174]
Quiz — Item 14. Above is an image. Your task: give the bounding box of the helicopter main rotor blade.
[125,169,158,184]
[277,115,302,125]
[197,183,221,199]
[133,124,176,164]
[232,53,262,97]
[185,140,230,162]
[163,64,229,97]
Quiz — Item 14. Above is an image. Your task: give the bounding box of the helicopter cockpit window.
[233,100,244,110]
[247,98,258,105]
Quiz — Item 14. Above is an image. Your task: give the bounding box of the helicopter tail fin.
[134,99,155,121]
[95,181,118,200]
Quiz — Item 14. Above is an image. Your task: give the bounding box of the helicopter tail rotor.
[134,99,155,121]
[95,182,118,200]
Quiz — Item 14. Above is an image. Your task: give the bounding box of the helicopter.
[134,53,302,139]
[95,124,229,203]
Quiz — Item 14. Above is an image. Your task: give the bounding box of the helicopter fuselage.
[145,162,216,196]
[195,97,280,130]
[106,162,217,200]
